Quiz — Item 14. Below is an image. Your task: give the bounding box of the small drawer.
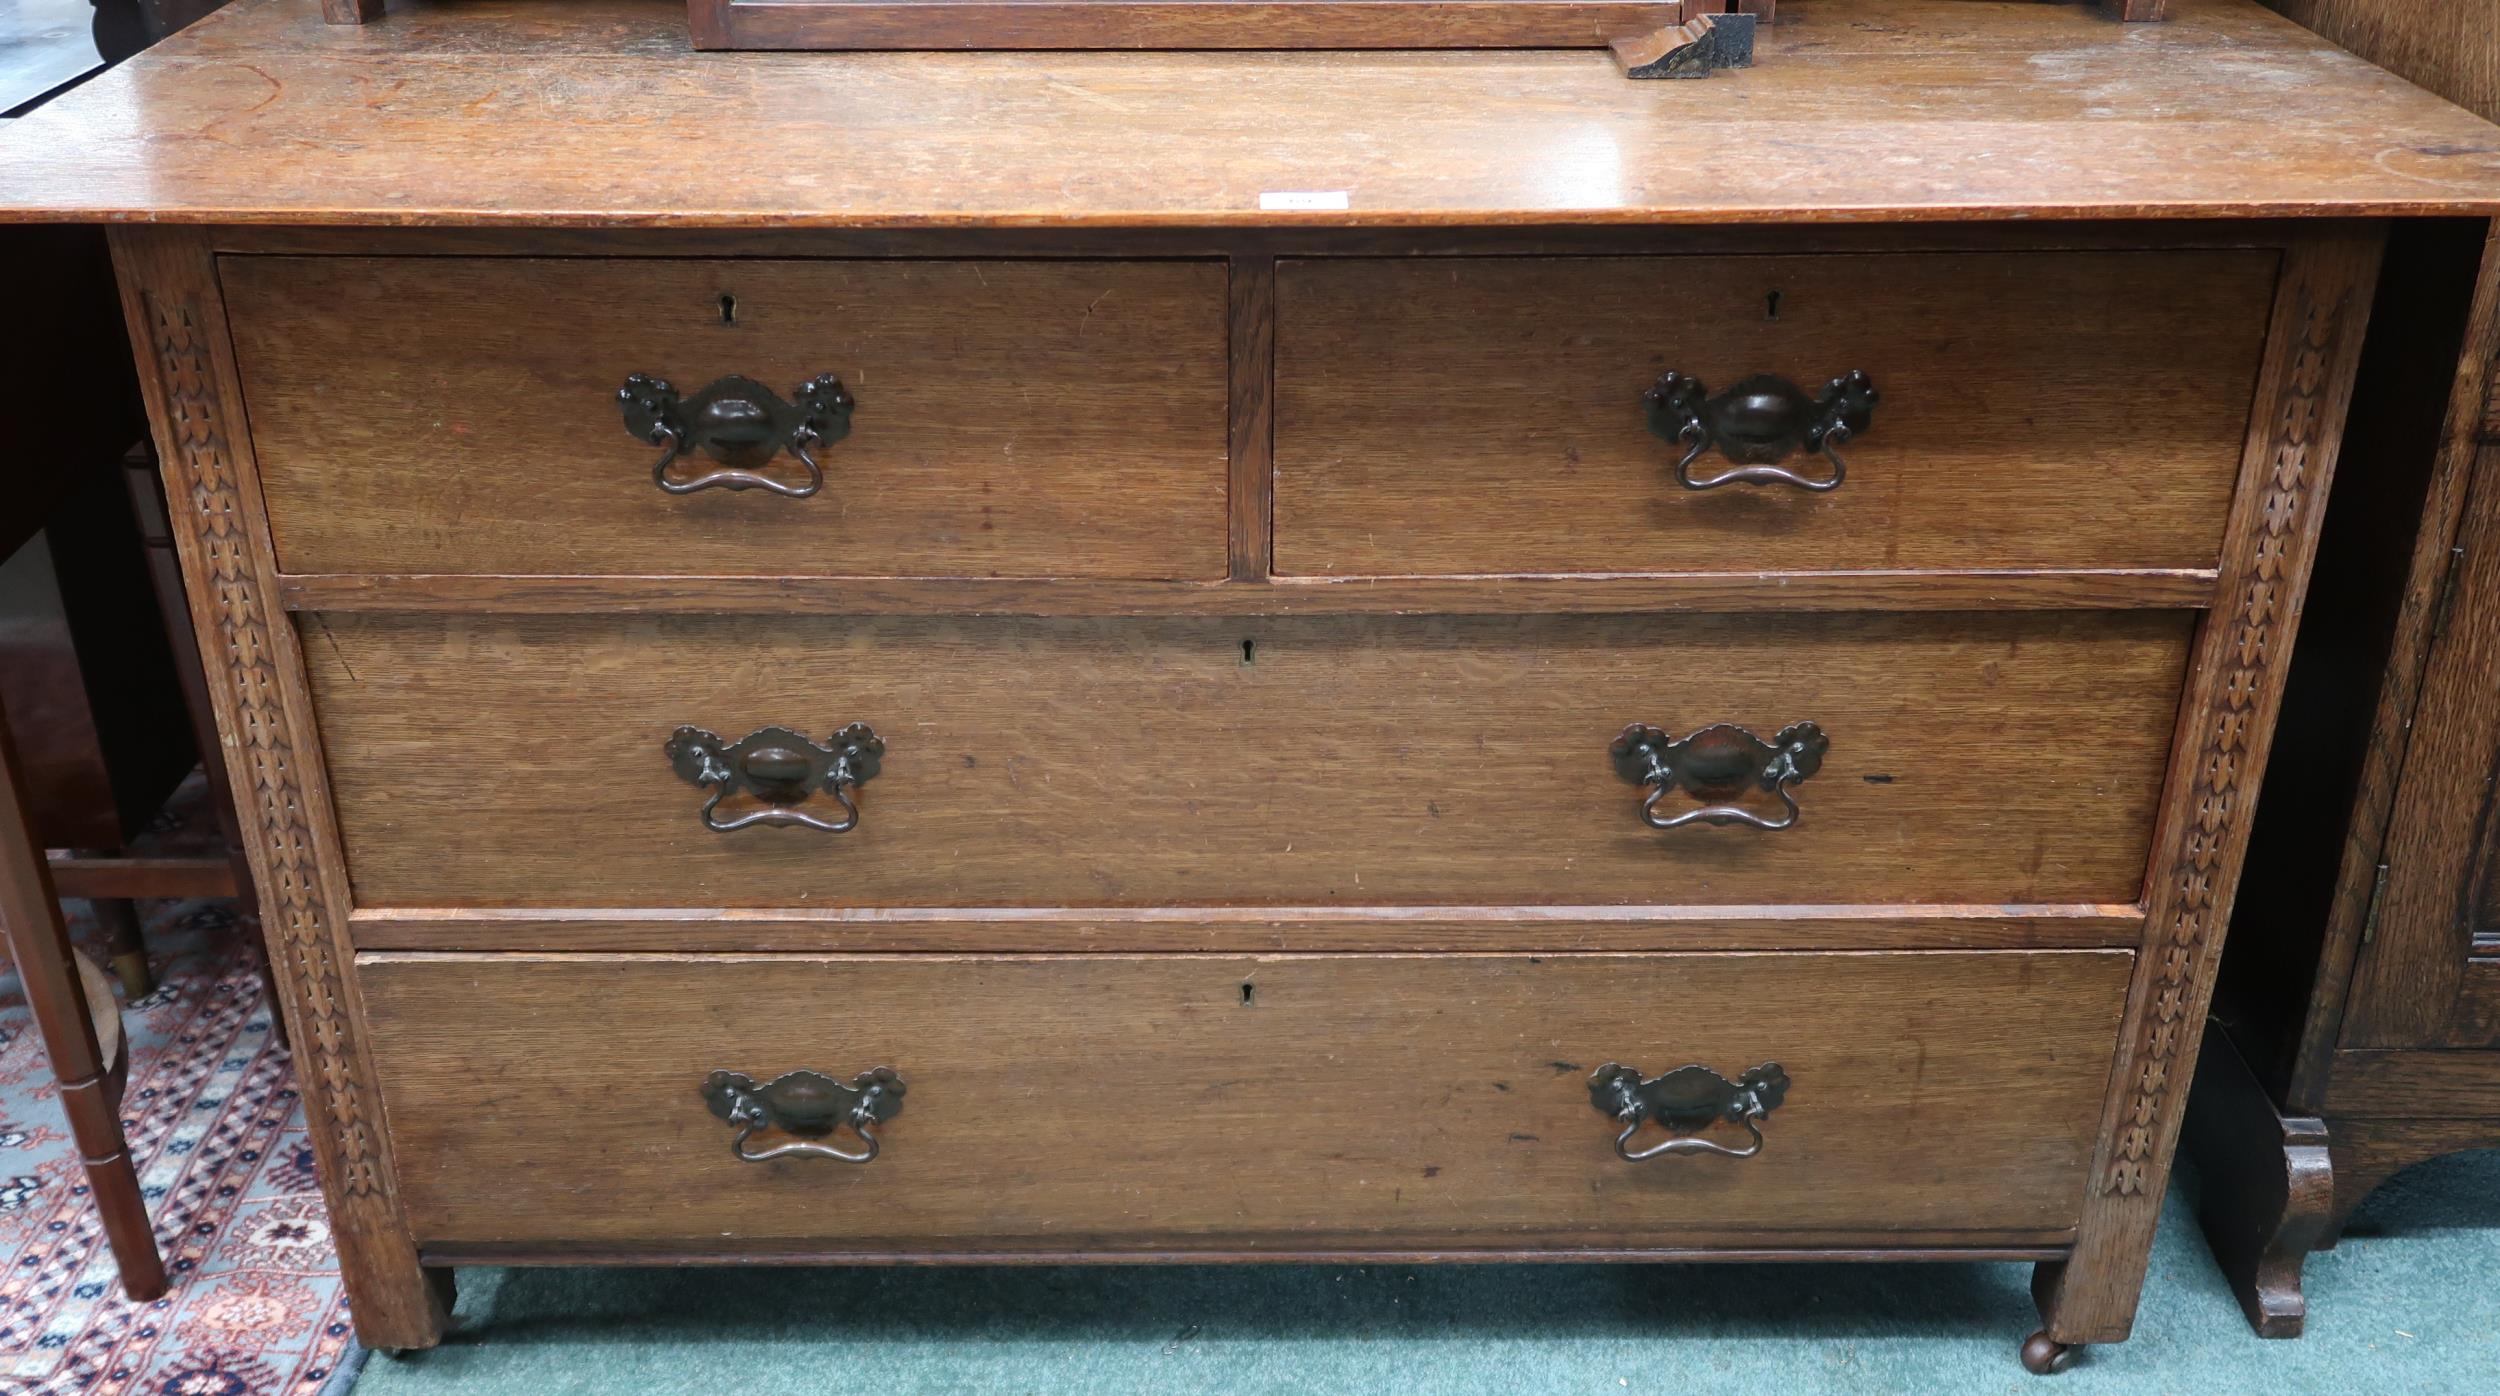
[304,610,2191,911]
[220,256,1230,579]
[1273,251,2277,577]
[360,950,2131,1254]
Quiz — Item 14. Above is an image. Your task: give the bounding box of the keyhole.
[1240,982,1257,1006]
[1241,638,1256,665]
[718,293,738,325]
[1764,290,1783,322]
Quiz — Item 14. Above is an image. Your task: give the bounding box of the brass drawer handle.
[1589,1062,1790,1161]
[618,372,855,498]
[702,1067,905,1164]
[666,723,884,833]
[1611,721,1827,831]
[1643,370,1877,492]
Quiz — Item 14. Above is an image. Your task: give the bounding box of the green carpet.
[353,1152,2500,1394]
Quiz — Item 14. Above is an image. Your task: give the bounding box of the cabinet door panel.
[2343,459,2500,1048]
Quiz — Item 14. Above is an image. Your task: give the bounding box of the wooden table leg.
[0,703,166,1300]
[90,893,154,998]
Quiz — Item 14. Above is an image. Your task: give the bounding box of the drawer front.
[221,257,1230,579]
[307,611,2190,909]
[361,950,2131,1252]
[1273,252,2277,577]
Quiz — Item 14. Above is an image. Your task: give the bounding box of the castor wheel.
[2020,1332,2080,1375]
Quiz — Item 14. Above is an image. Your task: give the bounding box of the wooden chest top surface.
[3,0,2499,227]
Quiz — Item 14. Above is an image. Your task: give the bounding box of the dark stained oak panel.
[359,950,2133,1249]
[303,610,2194,910]
[221,257,1230,579]
[2267,0,2500,125]
[1274,252,2276,577]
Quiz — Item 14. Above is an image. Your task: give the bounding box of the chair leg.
[0,706,167,1301]
[239,910,289,1051]
[59,1073,167,1301]
[92,893,154,999]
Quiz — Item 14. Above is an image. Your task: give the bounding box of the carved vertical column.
[2037,225,2384,1347]
[108,226,448,1350]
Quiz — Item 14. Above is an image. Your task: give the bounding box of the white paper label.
[1259,190,1351,211]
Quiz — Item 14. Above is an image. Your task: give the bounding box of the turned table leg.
[90,892,154,998]
[0,704,165,1300]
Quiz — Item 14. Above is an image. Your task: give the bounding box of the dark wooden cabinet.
[2180,232,2500,1320]
[2186,3,2500,1341]
[2197,325,2500,1313]
[2191,215,2500,1335]
[2331,442,2500,1057]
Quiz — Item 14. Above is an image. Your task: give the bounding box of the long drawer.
[1274,251,2276,577]
[360,950,2133,1253]
[305,610,2191,910]
[220,256,1231,579]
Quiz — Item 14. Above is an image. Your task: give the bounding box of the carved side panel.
[143,291,387,1197]
[109,227,445,1349]
[2041,227,2385,1344]
[2105,284,2350,1197]
[2482,349,2500,442]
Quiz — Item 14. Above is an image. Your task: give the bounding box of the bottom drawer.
[359,951,2131,1255]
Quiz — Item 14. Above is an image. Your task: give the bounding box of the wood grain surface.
[344,904,2147,954]
[2319,1049,2500,1117]
[1275,251,2275,576]
[198,222,2345,260]
[691,0,1685,49]
[301,610,2193,910]
[2429,959,2500,1048]
[3,0,2499,227]
[2268,0,2500,123]
[220,257,1229,579]
[2336,426,2500,1045]
[357,950,2133,1249]
[270,570,2225,617]
[2319,1116,2500,1240]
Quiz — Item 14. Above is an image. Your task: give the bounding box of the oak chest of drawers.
[15,0,2500,1374]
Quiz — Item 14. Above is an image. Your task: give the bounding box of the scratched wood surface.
[358,950,2133,1249]
[1,0,2498,226]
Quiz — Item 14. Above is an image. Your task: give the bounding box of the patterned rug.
[0,896,361,1396]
